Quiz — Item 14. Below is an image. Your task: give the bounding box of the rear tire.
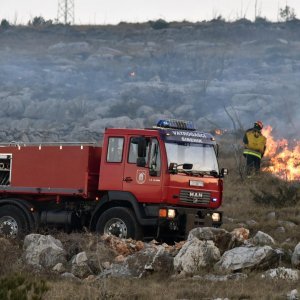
[0,205,30,238]
[96,207,143,240]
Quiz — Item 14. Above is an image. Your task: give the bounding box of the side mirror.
[182,163,193,170]
[220,168,228,177]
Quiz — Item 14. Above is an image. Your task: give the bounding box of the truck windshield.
[165,142,219,174]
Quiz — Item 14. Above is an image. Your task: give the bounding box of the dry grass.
[42,274,300,299]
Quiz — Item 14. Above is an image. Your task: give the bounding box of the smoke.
[0,23,299,142]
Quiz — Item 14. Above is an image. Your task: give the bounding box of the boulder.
[215,246,282,272]
[188,227,248,254]
[71,251,93,279]
[250,231,275,246]
[174,238,220,275]
[278,220,297,229]
[23,234,66,269]
[126,246,173,278]
[230,228,250,242]
[291,242,300,268]
[100,246,173,278]
[287,289,299,300]
[53,263,66,274]
[262,267,298,281]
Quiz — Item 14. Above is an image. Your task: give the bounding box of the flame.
[215,129,228,135]
[262,125,300,181]
[215,129,223,135]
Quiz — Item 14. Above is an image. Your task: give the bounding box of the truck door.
[123,136,162,203]
[99,136,125,190]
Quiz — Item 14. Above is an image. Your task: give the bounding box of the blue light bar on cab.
[156,119,196,131]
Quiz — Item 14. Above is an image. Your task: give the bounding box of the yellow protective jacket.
[243,129,266,159]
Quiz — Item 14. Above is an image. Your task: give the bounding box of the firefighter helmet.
[254,121,263,130]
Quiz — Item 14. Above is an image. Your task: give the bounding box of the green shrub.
[0,19,10,30]
[28,16,53,27]
[251,180,300,208]
[149,19,169,30]
[255,17,269,24]
[0,274,48,300]
[280,5,297,21]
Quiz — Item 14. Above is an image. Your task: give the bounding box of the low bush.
[251,178,300,208]
[0,274,48,300]
[149,19,169,30]
[0,19,10,30]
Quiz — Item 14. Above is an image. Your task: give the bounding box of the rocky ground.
[1,221,300,299]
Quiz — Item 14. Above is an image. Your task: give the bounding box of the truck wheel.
[0,205,29,238]
[96,207,143,240]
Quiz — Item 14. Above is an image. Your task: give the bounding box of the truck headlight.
[159,208,176,219]
[212,212,221,222]
[167,209,176,219]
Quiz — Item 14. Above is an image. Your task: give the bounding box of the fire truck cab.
[92,119,225,239]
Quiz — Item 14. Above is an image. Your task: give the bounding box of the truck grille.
[179,189,211,205]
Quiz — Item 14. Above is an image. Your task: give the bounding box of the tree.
[149,19,169,30]
[279,5,296,21]
[0,19,10,30]
[28,16,53,27]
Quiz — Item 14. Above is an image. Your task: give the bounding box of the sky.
[1,0,300,25]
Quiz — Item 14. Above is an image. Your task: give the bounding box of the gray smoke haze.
[0,21,300,143]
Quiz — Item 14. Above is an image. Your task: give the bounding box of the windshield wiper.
[191,170,219,177]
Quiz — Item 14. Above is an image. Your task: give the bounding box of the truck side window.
[149,138,161,176]
[107,137,124,163]
[128,137,150,164]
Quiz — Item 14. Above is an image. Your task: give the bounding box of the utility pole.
[57,0,75,24]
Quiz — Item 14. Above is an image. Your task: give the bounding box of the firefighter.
[243,121,266,175]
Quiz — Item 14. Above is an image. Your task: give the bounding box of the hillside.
[0,20,300,142]
[1,20,300,299]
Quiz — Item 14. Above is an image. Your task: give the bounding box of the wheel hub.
[0,216,18,237]
[104,218,128,238]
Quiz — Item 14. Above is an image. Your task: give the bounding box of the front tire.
[96,207,143,240]
[0,205,30,238]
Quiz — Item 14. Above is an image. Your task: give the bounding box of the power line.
[57,0,75,24]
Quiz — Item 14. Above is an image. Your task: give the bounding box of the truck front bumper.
[157,206,223,239]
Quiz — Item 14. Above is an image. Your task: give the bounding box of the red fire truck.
[0,120,226,240]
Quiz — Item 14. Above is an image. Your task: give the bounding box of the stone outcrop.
[262,267,299,280]
[249,231,275,246]
[215,246,282,272]
[174,238,220,275]
[291,242,300,268]
[71,251,93,279]
[19,228,292,281]
[23,234,66,269]
[188,227,249,254]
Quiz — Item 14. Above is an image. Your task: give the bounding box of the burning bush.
[262,126,300,181]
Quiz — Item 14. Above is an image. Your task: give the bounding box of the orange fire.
[262,125,300,181]
[214,129,228,135]
[215,129,223,135]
